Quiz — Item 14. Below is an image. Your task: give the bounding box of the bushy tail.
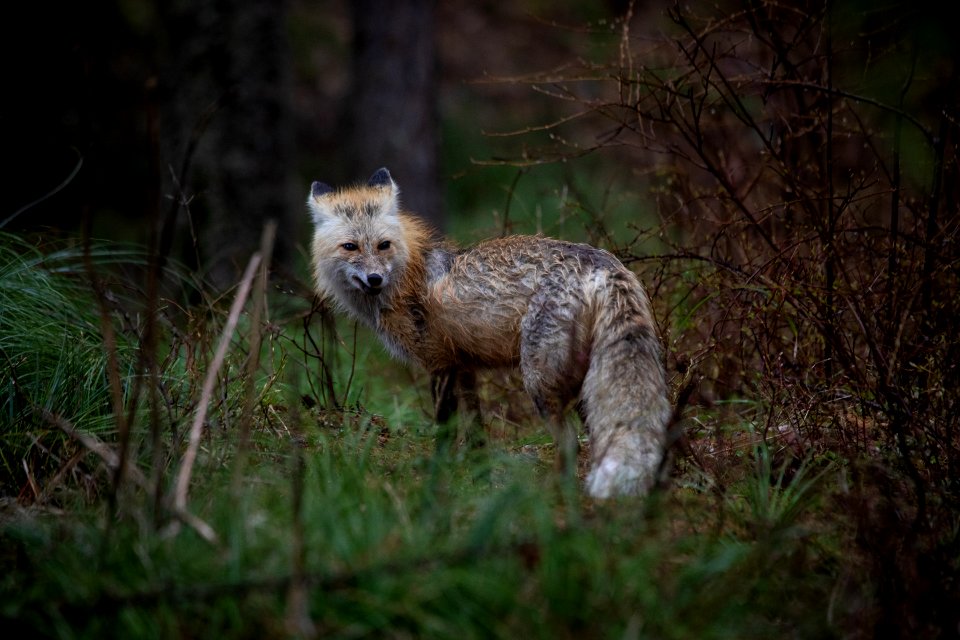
[580,271,670,498]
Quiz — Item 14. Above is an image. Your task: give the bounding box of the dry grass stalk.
[170,252,262,540]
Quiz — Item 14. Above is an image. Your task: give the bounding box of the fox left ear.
[367,168,393,188]
[367,168,400,219]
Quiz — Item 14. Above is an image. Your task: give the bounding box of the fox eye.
[342,242,358,251]
[377,240,391,251]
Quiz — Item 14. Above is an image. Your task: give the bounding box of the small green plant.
[739,440,834,535]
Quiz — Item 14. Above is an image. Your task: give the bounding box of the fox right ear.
[311,181,333,198]
[308,181,334,224]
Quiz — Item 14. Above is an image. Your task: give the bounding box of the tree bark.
[159,0,295,288]
[345,0,443,229]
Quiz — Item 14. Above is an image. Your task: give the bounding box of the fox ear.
[367,167,400,220]
[307,181,334,224]
[367,168,393,188]
[311,181,333,198]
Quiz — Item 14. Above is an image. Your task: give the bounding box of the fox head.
[308,168,411,307]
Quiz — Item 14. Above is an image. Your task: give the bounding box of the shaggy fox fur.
[308,168,670,498]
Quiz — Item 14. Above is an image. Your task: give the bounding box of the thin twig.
[38,408,148,489]
[81,216,131,508]
[233,221,277,494]
[173,253,262,519]
[1,148,83,228]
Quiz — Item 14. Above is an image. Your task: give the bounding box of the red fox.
[308,168,670,498]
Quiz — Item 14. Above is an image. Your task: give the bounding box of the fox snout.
[353,271,385,295]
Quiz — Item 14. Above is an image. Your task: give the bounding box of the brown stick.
[232,221,276,494]
[39,407,148,489]
[173,253,262,517]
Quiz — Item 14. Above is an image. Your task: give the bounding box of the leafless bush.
[485,1,958,633]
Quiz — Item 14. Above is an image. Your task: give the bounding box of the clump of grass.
[0,233,138,500]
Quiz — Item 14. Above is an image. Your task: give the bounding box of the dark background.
[0,0,623,289]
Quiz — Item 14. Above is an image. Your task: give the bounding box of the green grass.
[0,234,141,496]
[0,414,848,639]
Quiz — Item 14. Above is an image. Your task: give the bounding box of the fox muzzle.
[353,273,384,296]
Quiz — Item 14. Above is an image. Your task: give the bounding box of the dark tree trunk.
[345,0,443,229]
[159,0,295,288]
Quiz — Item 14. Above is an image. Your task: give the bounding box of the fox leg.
[432,368,482,449]
[532,395,578,478]
[454,370,484,448]
[431,370,457,424]
[519,285,590,477]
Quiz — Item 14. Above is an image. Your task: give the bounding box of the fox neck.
[339,287,388,325]
[345,246,429,366]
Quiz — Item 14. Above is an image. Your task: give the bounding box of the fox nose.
[366,273,383,288]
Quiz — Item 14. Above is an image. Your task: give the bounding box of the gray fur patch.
[425,247,456,281]
[555,240,623,271]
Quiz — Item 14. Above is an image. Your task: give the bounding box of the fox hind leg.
[519,285,590,478]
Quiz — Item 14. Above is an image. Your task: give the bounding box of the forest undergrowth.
[0,223,867,638]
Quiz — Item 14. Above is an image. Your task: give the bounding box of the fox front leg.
[431,368,483,449]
